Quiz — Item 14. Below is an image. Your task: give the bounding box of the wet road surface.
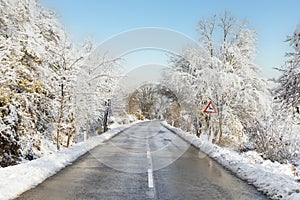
[17,121,267,200]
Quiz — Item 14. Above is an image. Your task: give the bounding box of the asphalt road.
[17,121,267,200]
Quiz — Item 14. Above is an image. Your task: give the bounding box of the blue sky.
[42,0,300,78]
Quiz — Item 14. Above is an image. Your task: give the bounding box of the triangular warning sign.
[203,100,217,114]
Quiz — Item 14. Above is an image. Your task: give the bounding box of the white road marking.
[148,169,154,188]
[146,138,154,189]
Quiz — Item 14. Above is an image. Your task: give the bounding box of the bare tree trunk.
[218,115,223,144]
[85,113,89,140]
[67,113,75,148]
[207,114,214,143]
[66,130,72,148]
[214,95,224,144]
[103,109,109,132]
[56,126,61,151]
[57,84,64,151]
[194,115,201,137]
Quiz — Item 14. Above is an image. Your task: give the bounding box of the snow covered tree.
[0,0,120,166]
[127,84,180,121]
[163,12,271,148]
[0,0,62,165]
[276,24,300,117]
[74,51,120,140]
[259,23,300,163]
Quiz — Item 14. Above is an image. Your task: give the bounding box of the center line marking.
[147,150,151,159]
[148,169,154,188]
[146,137,154,189]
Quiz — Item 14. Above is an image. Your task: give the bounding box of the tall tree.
[0,0,68,165]
[164,12,271,147]
[0,0,120,166]
[276,24,300,115]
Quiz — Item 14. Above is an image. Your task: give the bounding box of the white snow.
[162,121,300,200]
[0,124,132,200]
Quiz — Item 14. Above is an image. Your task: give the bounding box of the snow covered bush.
[245,114,296,163]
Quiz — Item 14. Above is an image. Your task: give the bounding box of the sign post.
[203,100,217,143]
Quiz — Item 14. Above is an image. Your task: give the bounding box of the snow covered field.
[162,121,300,200]
[0,124,132,200]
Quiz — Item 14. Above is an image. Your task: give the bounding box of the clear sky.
[42,0,300,79]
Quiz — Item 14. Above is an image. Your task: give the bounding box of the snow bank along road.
[17,121,267,200]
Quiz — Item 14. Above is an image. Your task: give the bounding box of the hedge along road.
[17,121,268,200]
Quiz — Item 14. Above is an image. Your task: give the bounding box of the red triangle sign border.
[203,100,217,114]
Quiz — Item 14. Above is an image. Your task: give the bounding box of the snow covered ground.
[162,121,300,200]
[0,123,133,200]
